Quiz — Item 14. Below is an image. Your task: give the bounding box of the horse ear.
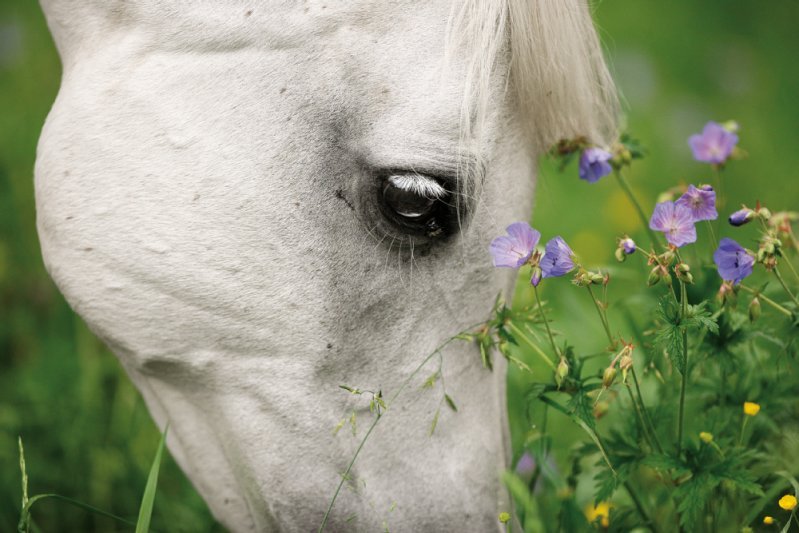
[508,0,619,150]
[448,0,619,152]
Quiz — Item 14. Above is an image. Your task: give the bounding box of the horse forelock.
[447,0,619,152]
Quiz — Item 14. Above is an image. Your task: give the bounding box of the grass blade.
[136,425,168,533]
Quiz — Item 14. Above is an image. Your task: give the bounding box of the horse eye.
[380,174,450,238]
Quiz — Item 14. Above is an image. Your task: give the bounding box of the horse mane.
[447,0,619,151]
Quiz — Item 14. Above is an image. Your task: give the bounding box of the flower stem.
[773,266,799,308]
[623,480,661,533]
[782,256,799,285]
[632,368,664,454]
[508,322,557,372]
[533,284,561,358]
[319,327,478,532]
[738,284,793,317]
[586,285,616,349]
[613,169,661,250]
[676,281,689,457]
[705,220,719,250]
[625,382,657,452]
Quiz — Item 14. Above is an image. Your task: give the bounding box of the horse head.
[35,0,616,530]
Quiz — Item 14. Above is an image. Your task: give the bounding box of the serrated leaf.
[641,454,691,477]
[675,473,720,530]
[566,391,596,431]
[594,467,622,504]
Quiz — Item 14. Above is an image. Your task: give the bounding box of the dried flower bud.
[602,366,617,388]
[748,297,761,323]
[619,354,633,383]
[593,400,610,420]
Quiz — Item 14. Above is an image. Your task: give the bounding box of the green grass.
[1,0,798,530]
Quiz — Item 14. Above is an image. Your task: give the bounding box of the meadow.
[1,1,798,531]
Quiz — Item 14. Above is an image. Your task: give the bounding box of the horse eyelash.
[387,173,447,199]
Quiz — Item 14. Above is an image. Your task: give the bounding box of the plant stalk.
[533,284,560,358]
[676,281,689,457]
[613,169,660,249]
[739,284,793,316]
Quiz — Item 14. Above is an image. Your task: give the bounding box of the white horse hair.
[34,0,616,531]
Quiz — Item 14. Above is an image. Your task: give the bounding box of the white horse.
[34,0,616,531]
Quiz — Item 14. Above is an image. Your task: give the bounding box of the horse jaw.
[35,1,535,530]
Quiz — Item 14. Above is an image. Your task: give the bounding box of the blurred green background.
[1,1,797,531]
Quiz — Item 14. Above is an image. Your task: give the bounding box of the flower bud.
[588,271,605,285]
[647,267,660,287]
[716,281,738,308]
[647,265,670,287]
[729,208,755,227]
[748,297,761,323]
[555,358,569,388]
[620,237,636,255]
[757,207,772,221]
[675,262,694,284]
[699,431,714,444]
[602,366,617,388]
[721,120,739,133]
[615,247,626,263]
[530,266,542,287]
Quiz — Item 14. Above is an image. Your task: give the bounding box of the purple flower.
[689,121,738,164]
[713,238,754,284]
[515,452,536,477]
[541,236,575,279]
[729,208,755,227]
[620,237,636,255]
[675,184,718,222]
[579,148,613,183]
[649,202,697,247]
[489,222,540,268]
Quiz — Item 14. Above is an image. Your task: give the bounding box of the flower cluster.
[484,119,798,533]
[489,222,575,286]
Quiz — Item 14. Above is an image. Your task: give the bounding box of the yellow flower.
[778,494,797,511]
[763,516,774,525]
[585,502,611,528]
[699,431,714,443]
[743,401,761,416]
[498,512,511,524]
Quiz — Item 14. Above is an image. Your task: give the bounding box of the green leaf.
[429,406,441,436]
[675,472,720,530]
[594,466,623,504]
[566,391,596,431]
[640,454,691,477]
[421,371,439,389]
[444,394,458,412]
[136,425,168,533]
